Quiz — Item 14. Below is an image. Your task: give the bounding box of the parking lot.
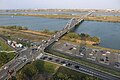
[53,42,120,69]
[54,42,80,55]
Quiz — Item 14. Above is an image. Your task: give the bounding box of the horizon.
[0,0,120,10]
[0,8,119,10]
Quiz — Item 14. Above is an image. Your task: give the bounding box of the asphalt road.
[0,48,32,80]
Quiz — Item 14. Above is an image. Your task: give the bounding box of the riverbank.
[0,26,100,45]
[0,26,120,53]
[1,14,120,23]
[21,29,100,45]
[12,29,120,53]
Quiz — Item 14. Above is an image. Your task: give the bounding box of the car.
[48,39,50,42]
[55,39,58,42]
[115,62,120,67]
[33,59,35,61]
[8,69,14,75]
[23,58,28,62]
[74,65,79,69]
[62,64,66,66]
[4,66,8,70]
[48,57,53,60]
[55,59,60,62]
[80,53,84,56]
[66,63,72,66]
[61,60,66,64]
[42,40,44,42]
[0,76,3,79]
[53,35,56,38]
[81,46,86,49]
[42,56,48,60]
[32,48,37,51]
[73,47,76,50]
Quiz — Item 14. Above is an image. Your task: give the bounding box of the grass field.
[53,66,100,80]
[0,52,15,67]
[0,37,15,68]
[0,37,13,51]
[16,60,59,80]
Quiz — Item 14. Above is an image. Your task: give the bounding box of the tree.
[42,29,49,33]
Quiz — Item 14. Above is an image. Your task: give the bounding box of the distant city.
[0,9,120,13]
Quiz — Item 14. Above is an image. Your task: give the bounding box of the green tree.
[42,29,49,33]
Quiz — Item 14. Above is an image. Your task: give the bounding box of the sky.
[0,0,120,10]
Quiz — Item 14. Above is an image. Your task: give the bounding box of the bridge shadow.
[45,41,56,51]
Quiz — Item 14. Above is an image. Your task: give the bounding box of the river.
[0,15,120,50]
[0,11,120,16]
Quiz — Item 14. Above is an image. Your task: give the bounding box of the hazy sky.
[0,0,120,10]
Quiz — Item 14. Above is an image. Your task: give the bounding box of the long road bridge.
[37,12,93,51]
[0,12,120,80]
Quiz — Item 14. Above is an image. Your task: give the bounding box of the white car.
[48,39,50,42]
[53,35,56,38]
[55,39,58,42]
[42,40,44,42]
[4,66,8,70]
[62,64,66,66]
[0,76,3,79]
[80,53,84,56]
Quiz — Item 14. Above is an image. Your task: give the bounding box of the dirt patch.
[21,30,50,37]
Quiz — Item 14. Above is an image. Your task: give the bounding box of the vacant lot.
[0,37,13,51]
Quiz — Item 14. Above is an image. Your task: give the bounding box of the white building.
[16,43,23,48]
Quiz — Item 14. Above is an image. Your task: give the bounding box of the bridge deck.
[38,12,93,50]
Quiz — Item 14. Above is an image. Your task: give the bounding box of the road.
[39,53,120,80]
[37,12,93,51]
[0,48,32,80]
[0,11,119,80]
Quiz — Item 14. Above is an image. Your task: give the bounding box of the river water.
[0,15,120,50]
[0,11,120,16]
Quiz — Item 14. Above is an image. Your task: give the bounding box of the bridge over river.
[0,11,120,80]
[37,12,93,51]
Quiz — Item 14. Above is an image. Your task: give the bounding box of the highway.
[0,11,120,80]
